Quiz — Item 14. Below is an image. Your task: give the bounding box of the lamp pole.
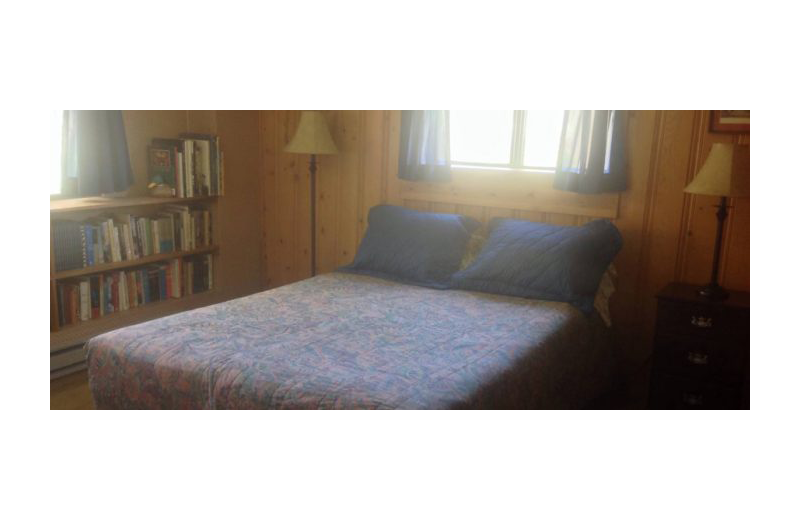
[698,196,729,300]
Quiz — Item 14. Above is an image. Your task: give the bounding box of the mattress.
[86,272,615,409]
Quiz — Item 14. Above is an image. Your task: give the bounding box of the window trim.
[449,110,563,173]
[50,110,79,200]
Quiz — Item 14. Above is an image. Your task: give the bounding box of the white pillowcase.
[593,263,617,327]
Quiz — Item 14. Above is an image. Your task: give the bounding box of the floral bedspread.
[86,273,612,409]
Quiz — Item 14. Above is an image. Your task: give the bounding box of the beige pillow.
[459,233,486,270]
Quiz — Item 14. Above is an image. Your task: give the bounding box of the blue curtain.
[64,110,134,196]
[553,110,627,193]
[398,110,451,182]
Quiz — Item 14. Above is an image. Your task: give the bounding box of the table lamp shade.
[684,143,748,198]
[284,111,338,155]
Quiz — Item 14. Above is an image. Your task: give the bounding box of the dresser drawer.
[656,300,747,341]
[653,335,746,383]
[649,373,741,410]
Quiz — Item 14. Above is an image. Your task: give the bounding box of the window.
[449,110,564,172]
[50,110,65,195]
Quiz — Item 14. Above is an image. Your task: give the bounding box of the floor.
[50,369,94,410]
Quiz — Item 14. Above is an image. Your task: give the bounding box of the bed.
[86,272,616,409]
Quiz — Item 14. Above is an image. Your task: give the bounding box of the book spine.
[70,284,79,324]
[80,226,87,267]
[90,276,100,319]
[79,280,90,321]
[175,152,186,198]
[113,224,122,262]
[57,284,65,326]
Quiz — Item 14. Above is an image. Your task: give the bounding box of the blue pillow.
[339,205,481,288]
[451,218,622,314]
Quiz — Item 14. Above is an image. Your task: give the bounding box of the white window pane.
[450,110,513,165]
[50,110,64,195]
[523,110,564,169]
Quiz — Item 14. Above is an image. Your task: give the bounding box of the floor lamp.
[684,143,749,300]
[284,111,339,277]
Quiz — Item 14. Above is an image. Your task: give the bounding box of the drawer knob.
[683,392,704,406]
[691,316,712,328]
[687,352,709,365]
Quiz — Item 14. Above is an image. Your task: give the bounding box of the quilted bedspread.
[86,273,613,409]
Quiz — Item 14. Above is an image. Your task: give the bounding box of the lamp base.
[697,283,729,301]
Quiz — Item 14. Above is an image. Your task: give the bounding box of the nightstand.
[648,282,749,409]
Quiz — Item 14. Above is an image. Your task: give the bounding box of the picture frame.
[710,110,750,133]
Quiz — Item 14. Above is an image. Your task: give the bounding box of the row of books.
[148,134,224,197]
[53,207,211,272]
[55,254,213,327]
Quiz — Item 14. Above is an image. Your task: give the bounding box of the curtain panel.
[554,110,627,194]
[63,110,134,197]
[398,110,451,182]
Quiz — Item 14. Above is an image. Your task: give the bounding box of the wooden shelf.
[52,245,218,280]
[51,197,222,361]
[50,289,224,353]
[50,195,217,215]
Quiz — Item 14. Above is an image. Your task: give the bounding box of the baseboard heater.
[51,344,86,379]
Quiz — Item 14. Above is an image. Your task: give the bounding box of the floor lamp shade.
[683,143,749,300]
[684,143,748,198]
[284,111,339,155]
[284,111,338,278]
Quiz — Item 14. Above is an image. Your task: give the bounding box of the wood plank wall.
[259,110,749,372]
[261,111,394,287]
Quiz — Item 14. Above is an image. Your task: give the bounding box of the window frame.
[50,110,77,200]
[449,110,563,174]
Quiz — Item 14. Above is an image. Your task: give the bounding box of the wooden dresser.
[648,282,750,409]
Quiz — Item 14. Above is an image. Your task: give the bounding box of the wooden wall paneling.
[545,213,581,226]
[485,207,515,221]
[275,111,299,287]
[455,204,487,224]
[362,111,387,241]
[431,202,457,214]
[385,111,403,206]
[336,111,361,268]
[186,111,217,135]
[513,210,546,222]
[636,110,699,351]
[722,196,750,290]
[721,134,750,290]
[681,112,725,285]
[214,110,263,298]
[316,111,340,275]
[294,117,312,281]
[122,111,189,196]
[403,200,432,212]
[398,173,619,218]
[261,111,278,288]
[609,110,659,360]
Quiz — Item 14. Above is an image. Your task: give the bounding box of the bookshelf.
[50,195,220,358]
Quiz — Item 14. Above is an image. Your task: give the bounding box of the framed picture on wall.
[710,110,750,133]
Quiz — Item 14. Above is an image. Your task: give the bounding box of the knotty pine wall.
[122,110,263,300]
[259,110,749,373]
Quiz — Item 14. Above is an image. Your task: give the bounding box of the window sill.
[450,164,555,175]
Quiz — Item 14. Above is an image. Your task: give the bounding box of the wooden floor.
[50,370,94,410]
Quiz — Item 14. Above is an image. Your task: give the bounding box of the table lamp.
[684,143,749,300]
[285,111,338,276]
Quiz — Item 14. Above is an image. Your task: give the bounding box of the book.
[148,146,176,195]
[90,276,100,319]
[53,221,84,271]
[79,280,90,321]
